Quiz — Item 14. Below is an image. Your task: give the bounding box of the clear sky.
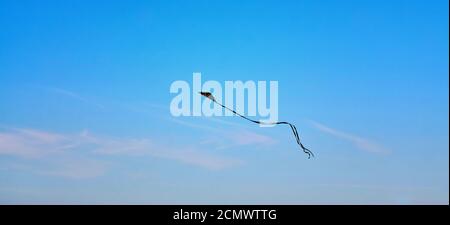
[0,0,448,204]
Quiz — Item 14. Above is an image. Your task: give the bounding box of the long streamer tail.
[213,99,314,159]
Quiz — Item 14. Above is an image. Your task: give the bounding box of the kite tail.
[216,100,260,124]
[214,100,314,159]
[278,122,314,159]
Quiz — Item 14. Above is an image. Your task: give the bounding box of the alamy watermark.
[170,73,279,127]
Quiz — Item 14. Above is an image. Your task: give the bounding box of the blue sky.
[0,0,448,204]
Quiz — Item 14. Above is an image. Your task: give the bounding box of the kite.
[200,91,314,159]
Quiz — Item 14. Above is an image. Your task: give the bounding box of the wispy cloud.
[229,130,277,146]
[0,127,242,177]
[204,117,247,128]
[310,120,390,154]
[35,159,110,179]
[0,128,68,158]
[200,130,277,150]
[82,130,242,170]
[168,117,220,132]
[168,117,277,149]
[49,87,105,109]
[0,157,109,179]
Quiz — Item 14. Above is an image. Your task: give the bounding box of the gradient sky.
[0,0,448,204]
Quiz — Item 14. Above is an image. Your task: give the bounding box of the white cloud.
[49,87,105,109]
[200,130,277,150]
[0,127,242,177]
[82,131,242,170]
[168,117,277,150]
[0,129,68,158]
[228,130,277,146]
[310,120,389,154]
[36,159,110,179]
